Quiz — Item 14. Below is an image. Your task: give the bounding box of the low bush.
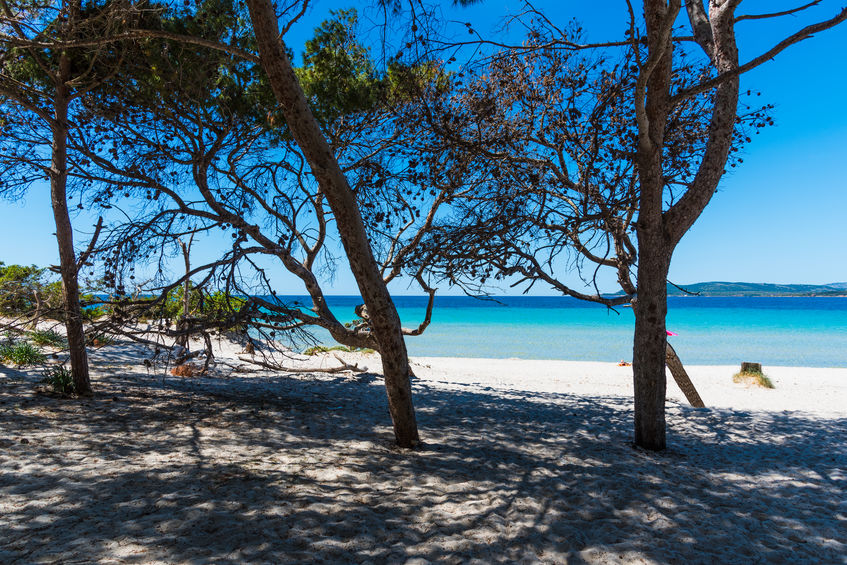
[732,370,775,389]
[81,305,110,322]
[29,329,67,348]
[41,365,75,394]
[0,341,46,365]
[303,344,376,355]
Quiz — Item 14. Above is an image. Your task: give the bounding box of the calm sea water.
[274,295,847,368]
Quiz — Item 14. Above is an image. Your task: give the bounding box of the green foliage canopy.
[0,262,61,315]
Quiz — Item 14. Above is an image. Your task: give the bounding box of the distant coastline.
[664,281,847,298]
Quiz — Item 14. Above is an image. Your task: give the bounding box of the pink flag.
[666,330,678,336]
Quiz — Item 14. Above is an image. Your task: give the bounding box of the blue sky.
[1,1,845,294]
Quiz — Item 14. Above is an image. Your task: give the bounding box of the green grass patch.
[28,329,67,348]
[303,345,376,356]
[41,365,75,394]
[0,341,46,365]
[733,370,775,389]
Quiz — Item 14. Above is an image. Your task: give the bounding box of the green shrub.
[29,329,67,348]
[0,263,65,318]
[81,305,109,322]
[732,370,775,389]
[1,342,46,365]
[0,262,46,314]
[41,365,75,394]
[136,286,248,332]
[303,344,376,355]
[40,281,64,320]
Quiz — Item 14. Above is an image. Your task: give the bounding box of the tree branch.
[671,6,847,104]
[76,216,104,271]
[684,0,715,62]
[237,354,365,374]
[735,1,821,22]
[0,29,260,64]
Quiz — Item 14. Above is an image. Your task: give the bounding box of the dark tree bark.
[245,0,419,447]
[631,247,670,450]
[631,0,679,450]
[51,49,91,395]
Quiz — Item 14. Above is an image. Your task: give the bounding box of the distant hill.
[666,281,847,297]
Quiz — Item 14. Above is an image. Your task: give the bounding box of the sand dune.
[1,338,845,564]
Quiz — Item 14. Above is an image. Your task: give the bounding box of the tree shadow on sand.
[1,351,845,564]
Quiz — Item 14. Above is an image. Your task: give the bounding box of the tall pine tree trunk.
[51,50,91,395]
[245,0,419,447]
[632,241,670,450]
[630,0,679,451]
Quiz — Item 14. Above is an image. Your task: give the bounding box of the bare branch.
[237,354,366,374]
[0,29,260,63]
[735,1,821,22]
[76,216,104,271]
[401,275,436,336]
[672,6,847,104]
[280,0,311,37]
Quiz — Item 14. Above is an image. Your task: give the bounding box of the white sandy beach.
[1,336,845,564]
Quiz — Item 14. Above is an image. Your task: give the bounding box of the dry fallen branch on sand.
[237,353,366,374]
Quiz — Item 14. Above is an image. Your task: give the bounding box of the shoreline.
[407,351,847,370]
[407,355,847,418]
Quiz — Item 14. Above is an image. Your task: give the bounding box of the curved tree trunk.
[51,51,92,395]
[245,0,419,447]
[31,289,43,326]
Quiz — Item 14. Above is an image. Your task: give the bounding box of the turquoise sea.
[277,296,847,368]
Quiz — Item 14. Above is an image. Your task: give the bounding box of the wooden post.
[740,362,762,374]
[665,343,705,407]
